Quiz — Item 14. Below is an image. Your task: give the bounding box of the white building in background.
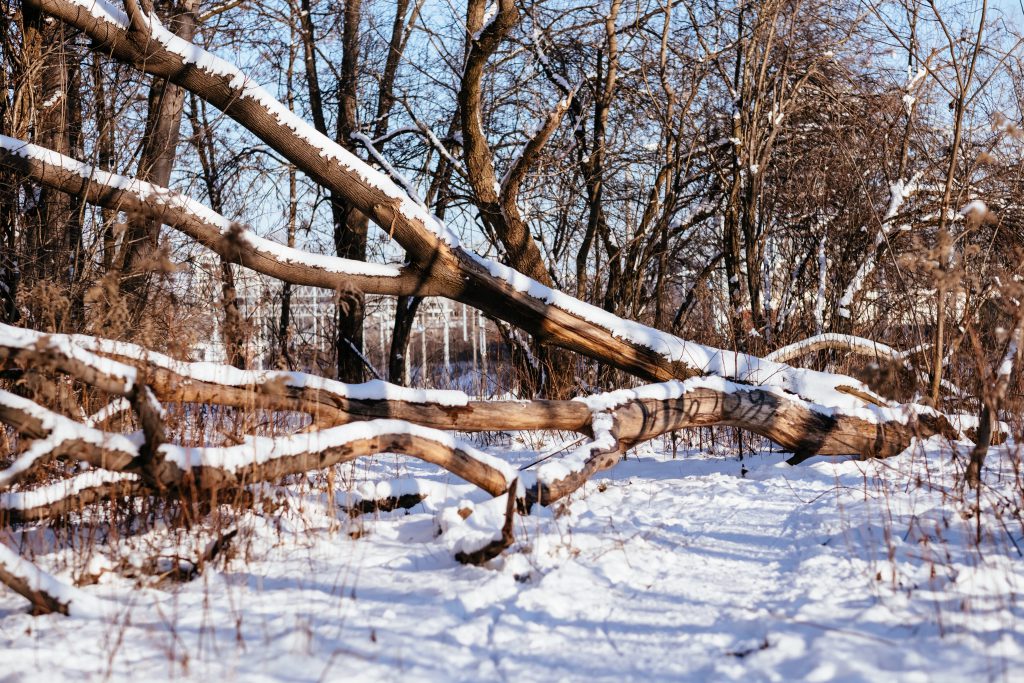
[186,253,335,367]
[187,254,487,383]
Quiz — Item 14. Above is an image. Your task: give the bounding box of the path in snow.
[1,440,1022,681]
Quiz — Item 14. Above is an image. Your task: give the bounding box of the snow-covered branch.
[838,174,922,319]
[0,135,434,298]
[0,542,107,616]
[766,333,910,366]
[1,470,142,523]
[349,130,424,206]
[0,386,516,505]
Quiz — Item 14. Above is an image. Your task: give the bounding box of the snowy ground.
[2,435,1023,682]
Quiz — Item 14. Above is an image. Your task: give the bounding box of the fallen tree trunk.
[0,542,96,615]
[0,324,962,516]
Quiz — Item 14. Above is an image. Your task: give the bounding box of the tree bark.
[119,0,196,314]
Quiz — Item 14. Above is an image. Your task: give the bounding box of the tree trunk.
[119,0,196,316]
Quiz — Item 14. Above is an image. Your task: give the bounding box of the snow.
[765,333,908,366]
[814,231,827,334]
[350,130,424,206]
[414,117,467,177]
[40,90,63,109]
[999,336,1019,378]
[476,2,498,40]
[907,66,927,90]
[85,397,132,427]
[961,199,989,218]
[2,437,1023,680]
[438,490,514,557]
[532,410,616,485]
[530,27,573,93]
[574,376,733,413]
[350,476,460,506]
[838,174,921,318]
[229,227,403,278]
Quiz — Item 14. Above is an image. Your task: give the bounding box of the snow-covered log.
[0,542,106,615]
[0,322,138,396]
[0,388,516,503]
[0,135,432,298]
[1,471,142,523]
[0,326,964,510]
[525,377,961,502]
[0,389,140,480]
